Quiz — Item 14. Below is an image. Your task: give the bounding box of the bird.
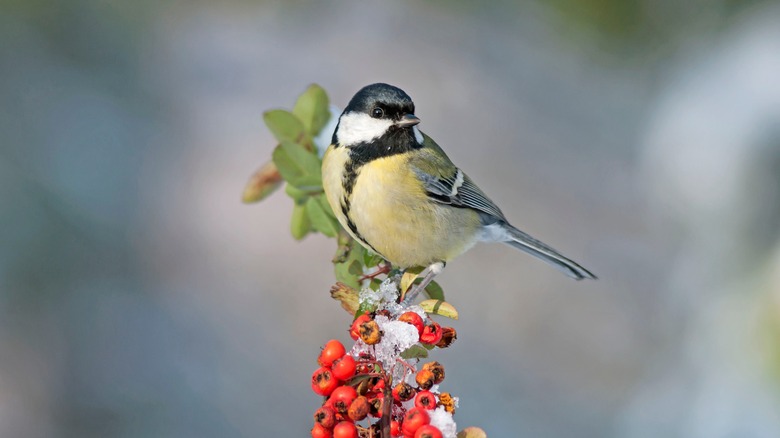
[321,83,596,300]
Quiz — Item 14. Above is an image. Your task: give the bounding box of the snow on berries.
[308,279,460,437]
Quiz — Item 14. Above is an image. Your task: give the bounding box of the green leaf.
[263,110,306,143]
[347,257,364,277]
[400,267,424,296]
[284,183,309,201]
[333,230,355,264]
[419,299,459,320]
[335,259,362,290]
[290,202,311,240]
[348,243,366,265]
[292,84,331,136]
[306,196,340,237]
[355,297,378,315]
[311,193,337,220]
[423,280,445,301]
[331,229,370,292]
[399,269,445,301]
[345,373,374,387]
[272,141,322,189]
[363,251,384,269]
[285,184,324,202]
[401,344,429,360]
[334,241,366,290]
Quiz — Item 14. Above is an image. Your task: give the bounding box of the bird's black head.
[344,83,415,118]
[333,83,422,147]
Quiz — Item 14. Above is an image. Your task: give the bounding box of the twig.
[380,375,392,437]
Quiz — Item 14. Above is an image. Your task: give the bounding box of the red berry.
[371,378,385,393]
[312,367,339,396]
[398,311,424,335]
[333,421,358,438]
[322,399,347,422]
[329,385,358,415]
[359,320,382,345]
[319,340,346,367]
[349,314,372,340]
[402,408,430,437]
[435,327,457,348]
[331,355,356,381]
[314,406,337,429]
[390,420,402,437]
[414,424,443,438]
[414,390,437,410]
[420,322,443,345]
[368,391,384,417]
[392,382,416,402]
[311,423,332,438]
[347,396,370,421]
[355,363,373,375]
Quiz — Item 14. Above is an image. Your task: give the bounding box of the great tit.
[322,83,596,299]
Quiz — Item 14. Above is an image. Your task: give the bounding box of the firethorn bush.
[244,85,487,438]
[308,286,459,437]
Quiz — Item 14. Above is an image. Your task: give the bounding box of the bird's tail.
[499,223,596,280]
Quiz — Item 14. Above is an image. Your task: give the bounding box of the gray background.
[2,1,780,437]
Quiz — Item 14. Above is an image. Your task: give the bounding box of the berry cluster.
[310,310,458,438]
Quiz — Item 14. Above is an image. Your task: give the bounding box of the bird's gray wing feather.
[414,166,597,280]
[414,167,507,222]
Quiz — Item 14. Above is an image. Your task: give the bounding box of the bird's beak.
[396,114,420,128]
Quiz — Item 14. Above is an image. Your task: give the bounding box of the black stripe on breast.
[337,127,422,259]
[341,127,421,197]
[341,196,382,256]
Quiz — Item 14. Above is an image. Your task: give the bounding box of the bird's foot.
[400,283,425,307]
[399,261,445,307]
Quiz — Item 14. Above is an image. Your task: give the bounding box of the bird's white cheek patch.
[337,112,393,145]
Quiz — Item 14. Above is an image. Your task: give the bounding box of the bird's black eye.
[371,107,384,118]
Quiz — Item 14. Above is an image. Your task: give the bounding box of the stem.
[356,358,382,366]
[380,375,392,437]
[395,358,417,375]
[359,263,392,281]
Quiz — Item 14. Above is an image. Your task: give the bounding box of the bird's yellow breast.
[322,145,481,268]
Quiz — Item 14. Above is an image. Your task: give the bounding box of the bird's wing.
[411,134,507,222]
[415,168,507,222]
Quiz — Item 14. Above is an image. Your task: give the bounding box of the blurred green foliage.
[546,0,770,55]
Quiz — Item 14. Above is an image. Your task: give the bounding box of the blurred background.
[2,0,780,436]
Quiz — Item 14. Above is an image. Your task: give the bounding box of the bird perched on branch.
[322,83,595,300]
